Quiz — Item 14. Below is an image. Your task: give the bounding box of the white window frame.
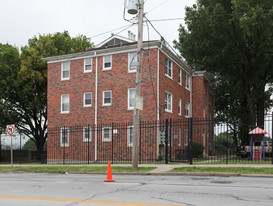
[61,94,69,114]
[83,126,92,142]
[102,126,112,142]
[83,92,92,107]
[128,88,136,110]
[61,61,70,80]
[128,52,138,73]
[185,73,190,90]
[185,101,190,118]
[103,55,112,71]
[165,58,173,79]
[178,98,182,116]
[102,90,112,106]
[165,91,172,113]
[60,127,69,147]
[185,129,189,146]
[179,68,182,85]
[84,58,92,73]
[127,125,133,147]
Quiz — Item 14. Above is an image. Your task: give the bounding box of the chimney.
[128,31,131,39]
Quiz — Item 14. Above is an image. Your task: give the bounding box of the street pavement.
[0,173,273,206]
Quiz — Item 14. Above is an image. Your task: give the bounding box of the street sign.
[6,125,15,136]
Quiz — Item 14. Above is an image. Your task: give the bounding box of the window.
[61,94,69,113]
[185,129,189,146]
[60,127,69,147]
[165,58,172,78]
[165,91,172,112]
[102,127,112,142]
[128,88,136,110]
[127,126,133,147]
[178,128,182,146]
[128,52,138,72]
[185,101,190,117]
[179,68,182,85]
[84,58,92,72]
[103,55,112,70]
[83,126,92,142]
[61,61,70,80]
[103,90,112,106]
[178,98,182,116]
[84,92,92,107]
[185,73,190,89]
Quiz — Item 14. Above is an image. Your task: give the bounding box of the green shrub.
[192,142,204,158]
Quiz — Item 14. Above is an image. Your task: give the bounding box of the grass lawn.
[171,166,273,175]
[0,166,156,174]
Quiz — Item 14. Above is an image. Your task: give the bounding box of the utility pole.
[130,0,144,170]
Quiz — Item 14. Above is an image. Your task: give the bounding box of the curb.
[80,172,273,177]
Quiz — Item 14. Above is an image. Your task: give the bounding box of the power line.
[90,24,135,39]
[146,0,171,14]
[148,8,273,22]
[145,17,204,81]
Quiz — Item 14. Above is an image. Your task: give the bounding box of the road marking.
[0,195,184,206]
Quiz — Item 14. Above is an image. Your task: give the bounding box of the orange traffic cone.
[104,161,115,182]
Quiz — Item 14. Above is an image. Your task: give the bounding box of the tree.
[0,31,93,159]
[174,0,273,130]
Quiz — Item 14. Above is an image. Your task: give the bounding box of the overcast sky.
[0,0,196,48]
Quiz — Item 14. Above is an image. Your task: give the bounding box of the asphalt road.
[0,172,272,206]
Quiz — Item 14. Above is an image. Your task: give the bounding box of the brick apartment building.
[44,34,214,162]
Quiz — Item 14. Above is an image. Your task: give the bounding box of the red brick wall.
[47,47,213,161]
[48,49,161,127]
[158,50,191,121]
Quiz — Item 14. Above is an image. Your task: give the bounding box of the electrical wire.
[146,0,171,14]
[145,19,158,114]
[145,17,204,81]
[90,24,134,39]
[147,8,273,22]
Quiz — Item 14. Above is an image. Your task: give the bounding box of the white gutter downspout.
[95,52,98,161]
[156,42,163,158]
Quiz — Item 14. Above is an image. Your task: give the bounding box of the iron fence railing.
[1,114,272,164]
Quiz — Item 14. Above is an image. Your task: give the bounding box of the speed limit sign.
[6,124,15,136]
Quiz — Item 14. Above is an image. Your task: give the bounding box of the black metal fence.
[47,121,159,164]
[1,114,273,164]
[165,115,273,164]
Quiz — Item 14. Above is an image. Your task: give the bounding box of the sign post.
[6,125,15,168]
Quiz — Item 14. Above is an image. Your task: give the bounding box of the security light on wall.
[127,0,139,15]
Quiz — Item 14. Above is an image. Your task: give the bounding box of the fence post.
[20,133,22,165]
[139,121,142,164]
[111,123,114,164]
[63,126,66,165]
[88,125,90,164]
[169,119,172,162]
[226,123,229,165]
[0,128,2,162]
[165,119,169,164]
[189,118,193,165]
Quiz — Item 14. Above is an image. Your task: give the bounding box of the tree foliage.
[0,31,93,157]
[174,0,273,129]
